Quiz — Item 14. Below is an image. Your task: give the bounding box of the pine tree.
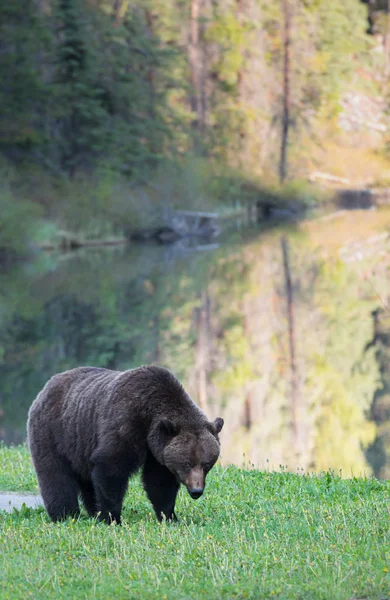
[52,0,109,174]
[0,1,45,163]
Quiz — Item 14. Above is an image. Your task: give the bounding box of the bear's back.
[27,367,122,471]
[27,365,207,477]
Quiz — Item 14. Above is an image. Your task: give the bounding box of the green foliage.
[0,0,378,184]
[298,0,369,113]
[205,11,251,89]
[0,186,41,258]
[51,0,109,173]
[0,0,181,177]
[0,2,47,161]
[0,446,389,600]
[0,444,37,492]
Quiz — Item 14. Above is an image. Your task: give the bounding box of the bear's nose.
[189,488,204,500]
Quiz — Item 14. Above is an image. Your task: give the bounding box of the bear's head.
[155,417,224,499]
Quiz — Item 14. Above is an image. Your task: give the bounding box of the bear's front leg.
[90,453,131,524]
[91,465,129,524]
[142,451,180,522]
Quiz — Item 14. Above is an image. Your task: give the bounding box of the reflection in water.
[0,210,389,478]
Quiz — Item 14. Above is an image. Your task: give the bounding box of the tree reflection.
[0,219,389,477]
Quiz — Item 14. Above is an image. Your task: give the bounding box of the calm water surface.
[1,209,389,478]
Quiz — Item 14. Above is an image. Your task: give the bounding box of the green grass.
[0,446,389,600]
[0,445,37,492]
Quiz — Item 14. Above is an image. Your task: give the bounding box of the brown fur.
[27,365,223,523]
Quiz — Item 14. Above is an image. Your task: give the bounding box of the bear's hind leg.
[142,452,179,522]
[35,455,80,522]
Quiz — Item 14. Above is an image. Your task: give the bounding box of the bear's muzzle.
[188,488,204,499]
[185,466,205,499]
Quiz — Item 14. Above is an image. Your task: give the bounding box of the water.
[0,493,42,512]
[1,209,389,479]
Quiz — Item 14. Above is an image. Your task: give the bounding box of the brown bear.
[27,365,223,524]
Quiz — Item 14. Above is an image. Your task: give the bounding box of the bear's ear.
[213,417,224,434]
[207,417,224,435]
[159,418,179,438]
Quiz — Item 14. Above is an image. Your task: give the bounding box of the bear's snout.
[188,487,204,500]
[185,466,205,499]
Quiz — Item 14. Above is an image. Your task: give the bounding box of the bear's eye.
[184,461,192,470]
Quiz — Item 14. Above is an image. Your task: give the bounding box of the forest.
[1,0,390,255]
[1,1,390,479]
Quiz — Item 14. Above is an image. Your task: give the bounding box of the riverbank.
[0,445,388,600]
[3,170,390,262]
[0,164,321,263]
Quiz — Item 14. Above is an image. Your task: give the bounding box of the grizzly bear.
[27,365,223,524]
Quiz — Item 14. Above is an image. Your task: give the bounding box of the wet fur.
[27,366,222,523]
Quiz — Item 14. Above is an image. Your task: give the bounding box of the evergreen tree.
[0,1,46,163]
[52,0,110,174]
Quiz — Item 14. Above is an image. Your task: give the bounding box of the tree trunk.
[144,8,157,151]
[243,394,252,430]
[194,289,211,411]
[384,0,390,75]
[281,237,299,454]
[113,0,130,25]
[152,316,160,364]
[188,0,208,135]
[188,0,201,128]
[279,0,292,183]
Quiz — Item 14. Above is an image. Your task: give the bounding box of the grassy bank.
[0,446,389,600]
[0,158,320,261]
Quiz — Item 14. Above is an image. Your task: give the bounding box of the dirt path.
[0,492,43,512]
